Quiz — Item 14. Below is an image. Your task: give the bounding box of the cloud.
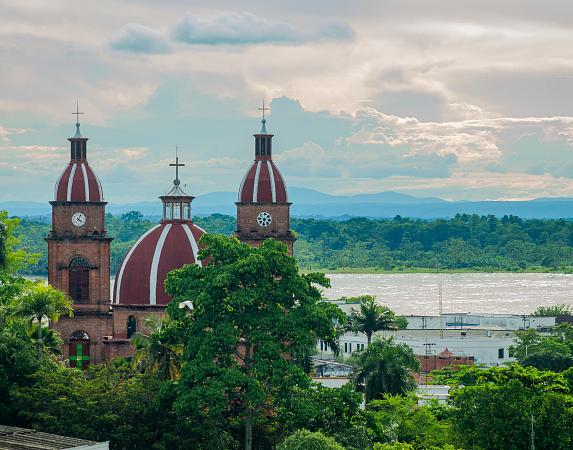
[172,12,354,46]
[108,23,169,54]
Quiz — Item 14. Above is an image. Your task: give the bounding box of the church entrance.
[69,331,90,369]
[69,257,90,302]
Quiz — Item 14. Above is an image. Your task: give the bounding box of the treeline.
[12,212,573,275]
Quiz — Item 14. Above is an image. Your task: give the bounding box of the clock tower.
[47,111,112,366]
[236,107,296,254]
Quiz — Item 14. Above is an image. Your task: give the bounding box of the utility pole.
[530,414,535,450]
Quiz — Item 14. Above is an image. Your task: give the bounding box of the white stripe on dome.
[96,174,104,201]
[252,161,262,202]
[267,161,276,203]
[273,163,289,202]
[194,223,207,234]
[237,162,252,202]
[149,224,172,305]
[80,163,90,201]
[54,166,67,200]
[183,224,202,267]
[114,224,161,304]
[66,163,77,201]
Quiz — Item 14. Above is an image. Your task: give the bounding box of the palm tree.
[10,283,72,357]
[131,316,183,381]
[347,295,402,345]
[352,337,420,403]
[28,323,64,355]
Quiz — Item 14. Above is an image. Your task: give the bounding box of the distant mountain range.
[3,187,573,219]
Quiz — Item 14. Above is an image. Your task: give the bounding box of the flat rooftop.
[0,425,107,450]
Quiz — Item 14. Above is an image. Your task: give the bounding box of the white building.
[318,330,515,367]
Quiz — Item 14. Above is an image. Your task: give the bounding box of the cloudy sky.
[1,0,573,203]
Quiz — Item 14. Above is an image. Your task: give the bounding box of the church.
[48,112,296,367]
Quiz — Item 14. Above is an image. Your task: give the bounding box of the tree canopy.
[164,234,345,450]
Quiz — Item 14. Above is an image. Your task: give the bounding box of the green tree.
[0,218,6,269]
[363,395,453,448]
[164,235,345,450]
[352,338,420,402]
[452,378,573,450]
[0,212,40,273]
[277,383,370,450]
[512,325,573,372]
[532,303,572,317]
[131,316,183,380]
[277,429,345,450]
[347,296,403,345]
[9,283,72,357]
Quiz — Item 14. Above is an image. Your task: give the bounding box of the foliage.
[512,324,573,372]
[532,303,572,316]
[131,316,184,380]
[277,429,345,450]
[352,338,420,402]
[277,383,370,450]
[0,321,42,423]
[15,212,573,275]
[363,395,453,449]
[164,235,345,449]
[451,377,573,450]
[1,212,41,274]
[429,363,571,394]
[347,295,404,344]
[9,283,73,356]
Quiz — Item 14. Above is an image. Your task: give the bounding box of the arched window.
[69,330,90,369]
[127,315,137,338]
[69,257,90,302]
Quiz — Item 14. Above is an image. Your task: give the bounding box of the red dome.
[113,221,205,305]
[54,161,103,202]
[238,159,288,203]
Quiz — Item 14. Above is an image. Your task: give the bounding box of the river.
[323,273,573,315]
[27,273,572,316]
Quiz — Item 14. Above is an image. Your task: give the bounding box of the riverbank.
[303,266,573,274]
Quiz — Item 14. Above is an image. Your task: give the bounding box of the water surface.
[323,273,573,315]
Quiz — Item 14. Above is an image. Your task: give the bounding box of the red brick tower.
[47,109,112,366]
[236,106,296,254]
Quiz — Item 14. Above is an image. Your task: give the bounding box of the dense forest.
[12,212,573,275]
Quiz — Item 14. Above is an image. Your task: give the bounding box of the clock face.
[257,211,272,227]
[71,212,86,227]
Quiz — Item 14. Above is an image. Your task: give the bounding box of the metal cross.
[169,147,185,181]
[258,100,270,120]
[72,100,84,124]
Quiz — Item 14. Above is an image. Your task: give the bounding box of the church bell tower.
[46,105,112,366]
[236,103,296,254]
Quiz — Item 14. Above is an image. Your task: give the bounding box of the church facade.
[48,115,294,366]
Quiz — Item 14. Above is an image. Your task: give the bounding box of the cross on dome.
[258,100,271,134]
[72,100,84,138]
[258,99,270,121]
[169,146,185,186]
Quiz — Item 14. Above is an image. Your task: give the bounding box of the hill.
[2,188,573,219]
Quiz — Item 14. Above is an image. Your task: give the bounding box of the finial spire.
[258,100,271,134]
[72,100,84,138]
[169,146,185,186]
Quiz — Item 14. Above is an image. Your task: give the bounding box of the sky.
[1,0,573,203]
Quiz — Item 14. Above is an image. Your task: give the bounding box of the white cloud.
[108,23,169,54]
[171,12,354,46]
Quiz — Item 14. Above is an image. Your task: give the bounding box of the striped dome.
[113,221,205,305]
[238,159,288,203]
[54,161,103,202]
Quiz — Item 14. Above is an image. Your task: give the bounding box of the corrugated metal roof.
[0,425,107,450]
